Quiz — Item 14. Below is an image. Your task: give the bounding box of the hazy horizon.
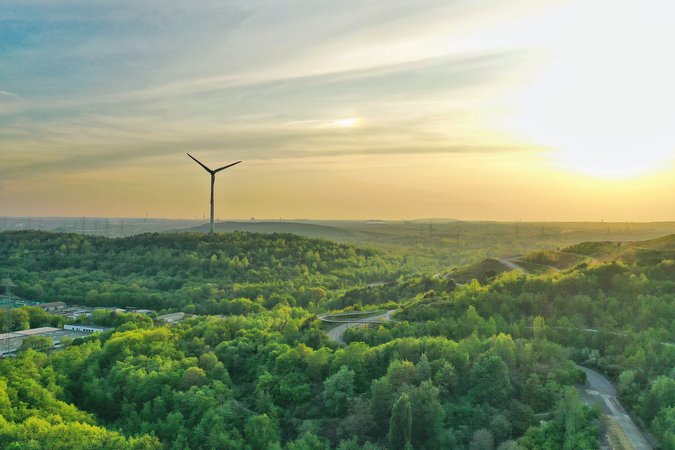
[2,215,675,225]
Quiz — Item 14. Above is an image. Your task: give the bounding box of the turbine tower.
[187,153,241,234]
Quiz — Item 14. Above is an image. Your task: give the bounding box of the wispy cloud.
[3,0,671,220]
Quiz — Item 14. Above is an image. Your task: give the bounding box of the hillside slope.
[183,221,361,240]
[0,231,405,312]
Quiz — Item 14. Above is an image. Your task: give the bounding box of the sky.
[1,0,674,221]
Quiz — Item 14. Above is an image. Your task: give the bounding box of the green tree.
[533,316,546,341]
[323,365,355,416]
[180,367,208,389]
[490,414,512,444]
[470,355,511,406]
[244,414,279,450]
[470,428,494,450]
[433,361,456,395]
[388,392,412,450]
[416,353,431,382]
[19,335,53,352]
[410,380,444,449]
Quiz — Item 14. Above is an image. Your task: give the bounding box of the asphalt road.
[578,366,652,450]
[323,318,656,448]
[322,310,396,345]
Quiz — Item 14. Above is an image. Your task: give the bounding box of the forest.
[0,230,673,449]
[0,231,405,313]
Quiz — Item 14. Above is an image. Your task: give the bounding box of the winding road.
[320,260,661,449]
[320,311,656,448]
[319,310,396,345]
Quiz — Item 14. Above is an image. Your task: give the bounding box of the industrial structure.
[63,324,110,333]
[0,325,110,357]
[187,153,241,234]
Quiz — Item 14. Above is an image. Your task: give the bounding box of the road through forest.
[578,366,653,450]
[321,311,655,449]
[320,310,396,345]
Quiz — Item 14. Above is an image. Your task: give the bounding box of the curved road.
[319,310,396,345]
[320,311,655,448]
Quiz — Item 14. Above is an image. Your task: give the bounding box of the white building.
[63,324,109,333]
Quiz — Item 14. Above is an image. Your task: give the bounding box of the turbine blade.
[187,153,214,173]
[213,161,242,173]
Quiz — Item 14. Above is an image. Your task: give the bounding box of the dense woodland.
[0,231,405,313]
[0,230,673,449]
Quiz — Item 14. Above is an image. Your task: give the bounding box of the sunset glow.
[332,118,359,128]
[1,0,674,220]
[503,0,675,178]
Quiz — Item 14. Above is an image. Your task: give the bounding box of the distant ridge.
[446,233,675,282]
[627,233,675,251]
[564,234,675,256]
[180,221,358,240]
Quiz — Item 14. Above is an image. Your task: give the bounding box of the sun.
[504,0,675,178]
[332,117,359,128]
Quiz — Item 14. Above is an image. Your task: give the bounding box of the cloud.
[0,111,539,185]
[0,0,563,218]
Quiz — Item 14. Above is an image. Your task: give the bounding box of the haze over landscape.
[2,0,674,221]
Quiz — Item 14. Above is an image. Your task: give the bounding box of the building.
[58,306,93,320]
[37,301,66,312]
[63,324,110,334]
[0,326,98,357]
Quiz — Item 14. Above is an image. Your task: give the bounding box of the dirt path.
[495,257,522,271]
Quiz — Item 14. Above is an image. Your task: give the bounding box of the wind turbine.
[187,153,241,234]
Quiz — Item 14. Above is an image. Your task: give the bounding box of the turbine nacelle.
[187,153,241,174]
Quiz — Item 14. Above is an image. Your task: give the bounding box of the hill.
[447,258,514,284]
[0,230,407,313]
[183,221,360,240]
[0,231,672,449]
[563,234,675,266]
[342,234,674,447]
[625,233,675,251]
[516,250,587,271]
